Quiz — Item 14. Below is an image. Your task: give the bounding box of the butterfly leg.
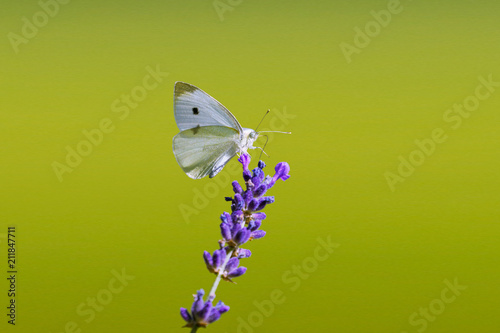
[255,146,269,159]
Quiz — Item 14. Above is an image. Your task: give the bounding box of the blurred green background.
[1,0,499,332]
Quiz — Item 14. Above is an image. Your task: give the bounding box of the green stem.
[209,249,235,298]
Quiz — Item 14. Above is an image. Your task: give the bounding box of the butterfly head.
[240,128,259,154]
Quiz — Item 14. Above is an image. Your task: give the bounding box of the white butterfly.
[172,82,261,179]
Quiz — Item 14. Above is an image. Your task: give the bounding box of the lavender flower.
[180,290,230,328]
[180,154,290,331]
[203,250,247,282]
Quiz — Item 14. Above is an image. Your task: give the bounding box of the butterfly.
[172,82,262,179]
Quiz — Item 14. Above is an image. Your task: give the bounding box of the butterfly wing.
[173,82,243,133]
[172,125,240,179]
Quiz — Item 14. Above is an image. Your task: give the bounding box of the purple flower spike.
[181,290,230,328]
[181,152,290,329]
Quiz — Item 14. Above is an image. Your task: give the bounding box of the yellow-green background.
[2,0,499,332]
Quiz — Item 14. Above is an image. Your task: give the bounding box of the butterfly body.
[172,82,259,179]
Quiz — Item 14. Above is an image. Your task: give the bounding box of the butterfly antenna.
[255,109,270,132]
[257,135,270,160]
[258,130,292,134]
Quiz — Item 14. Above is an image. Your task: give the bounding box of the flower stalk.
[180,154,290,330]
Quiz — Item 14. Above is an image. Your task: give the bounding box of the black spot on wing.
[191,125,201,135]
[192,107,199,115]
